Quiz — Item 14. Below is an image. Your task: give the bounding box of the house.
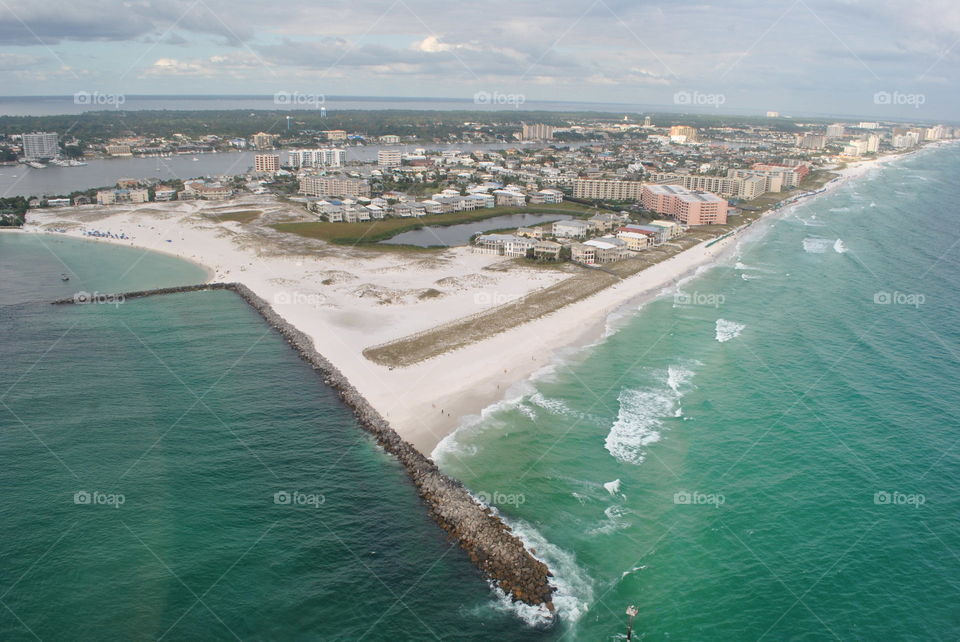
[493,190,527,207]
[516,227,544,239]
[180,180,231,201]
[533,240,562,260]
[588,212,627,233]
[617,230,653,251]
[584,237,631,263]
[648,219,683,239]
[570,243,597,264]
[473,234,535,257]
[72,195,91,206]
[552,219,592,239]
[529,189,564,204]
[421,200,443,214]
[154,186,177,201]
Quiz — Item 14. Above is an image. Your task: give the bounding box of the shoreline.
[16,142,949,456]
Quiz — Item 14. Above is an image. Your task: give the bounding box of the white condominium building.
[573,179,645,201]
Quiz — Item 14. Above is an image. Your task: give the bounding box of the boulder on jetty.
[53,282,556,611]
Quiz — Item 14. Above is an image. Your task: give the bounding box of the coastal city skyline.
[0,0,958,119]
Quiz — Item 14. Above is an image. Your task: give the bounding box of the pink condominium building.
[640,184,728,225]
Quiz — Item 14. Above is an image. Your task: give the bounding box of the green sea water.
[0,235,548,640]
[3,143,960,641]
[435,145,960,639]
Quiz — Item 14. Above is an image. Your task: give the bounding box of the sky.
[0,0,957,120]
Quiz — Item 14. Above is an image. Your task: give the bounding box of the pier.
[53,282,556,611]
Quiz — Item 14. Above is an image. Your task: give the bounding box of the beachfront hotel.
[573,179,645,201]
[641,184,728,225]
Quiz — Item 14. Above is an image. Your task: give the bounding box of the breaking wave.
[604,365,696,465]
[716,319,746,343]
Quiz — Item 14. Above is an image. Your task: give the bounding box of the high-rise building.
[643,116,652,127]
[573,179,644,201]
[866,134,880,153]
[798,134,827,150]
[520,123,554,140]
[22,132,59,161]
[378,149,402,168]
[669,125,699,143]
[766,111,780,118]
[286,148,345,168]
[254,154,280,172]
[299,176,370,198]
[826,123,846,138]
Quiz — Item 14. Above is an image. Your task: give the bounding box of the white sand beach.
[20,148,931,454]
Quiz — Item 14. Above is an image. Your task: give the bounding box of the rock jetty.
[54,282,556,611]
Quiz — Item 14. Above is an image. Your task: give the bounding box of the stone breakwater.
[53,282,556,611]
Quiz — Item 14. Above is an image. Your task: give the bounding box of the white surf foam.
[588,505,633,536]
[715,319,746,343]
[604,388,669,465]
[487,517,594,626]
[604,365,696,465]
[603,479,622,497]
[802,237,833,253]
[833,239,848,254]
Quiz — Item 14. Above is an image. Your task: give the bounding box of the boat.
[192,157,199,161]
[26,161,47,169]
[60,274,69,281]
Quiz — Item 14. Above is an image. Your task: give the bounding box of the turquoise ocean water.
[3,144,960,640]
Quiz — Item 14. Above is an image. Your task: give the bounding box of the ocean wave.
[620,564,647,579]
[716,319,746,343]
[833,239,848,254]
[741,273,761,280]
[604,364,696,465]
[587,505,633,536]
[528,391,576,417]
[829,206,850,212]
[802,237,833,253]
[487,517,594,626]
[604,388,671,465]
[603,478,622,498]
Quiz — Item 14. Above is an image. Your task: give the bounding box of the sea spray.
[715,319,746,343]
[604,365,696,465]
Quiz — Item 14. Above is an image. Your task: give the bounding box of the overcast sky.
[0,0,957,120]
